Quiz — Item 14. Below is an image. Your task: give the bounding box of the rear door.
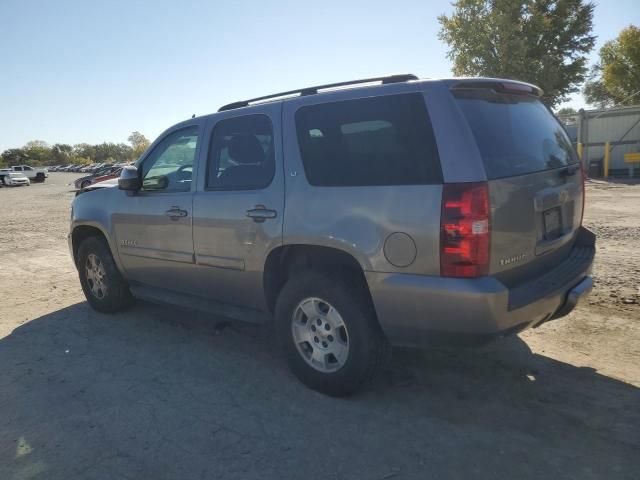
[452,86,584,283]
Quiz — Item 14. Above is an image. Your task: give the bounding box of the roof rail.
[218,74,419,112]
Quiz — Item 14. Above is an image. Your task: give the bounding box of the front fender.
[70,188,124,273]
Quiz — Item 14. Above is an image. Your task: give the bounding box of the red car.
[75,166,125,189]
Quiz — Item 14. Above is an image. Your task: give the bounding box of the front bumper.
[367,227,595,347]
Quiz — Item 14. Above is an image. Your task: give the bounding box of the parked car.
[74,166,123,189]
[1,171,30,186]
[69,75,595,396]
[0,165,47,183]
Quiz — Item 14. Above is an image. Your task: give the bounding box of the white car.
[2,172,30,186]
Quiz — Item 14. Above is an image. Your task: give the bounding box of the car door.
[112,123,203,294]
[192,104,284,310]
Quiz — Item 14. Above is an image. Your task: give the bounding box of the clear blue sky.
[0,0,638,152]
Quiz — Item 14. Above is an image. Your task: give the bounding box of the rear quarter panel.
[281,82,451,275]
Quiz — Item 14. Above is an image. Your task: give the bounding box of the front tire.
[275,271,389,396]
[77,236,132,313]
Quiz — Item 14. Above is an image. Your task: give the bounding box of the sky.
[0,0,638,152]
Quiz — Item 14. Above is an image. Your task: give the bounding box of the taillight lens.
[440,182,490,278]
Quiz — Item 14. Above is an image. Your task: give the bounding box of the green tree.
[556,107,578,116]
[438,0,596,107]
[128,131,150,159]
[20,140,51,165]
[584,25,640,108]
[73,143,96,162]
[50,143,73,165]
[1,148,28,166]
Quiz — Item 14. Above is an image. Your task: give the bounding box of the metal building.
[558,105,640,178]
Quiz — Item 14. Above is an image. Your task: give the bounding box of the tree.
[128,131,150,159]
[22,140,51,165]
[556,107,578,116]
[1,148,28,166]
[50,143,73,165]
[584,25,640,108]
[438,0,596,107]
[73,143,96,161]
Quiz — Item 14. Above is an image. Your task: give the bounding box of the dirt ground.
[0,173,638,480]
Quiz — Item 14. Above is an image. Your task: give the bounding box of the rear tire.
[35,173,45,183]
[275,271,389,396]
[77,236,133,313]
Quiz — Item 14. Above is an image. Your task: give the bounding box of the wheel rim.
[85,253,108,299]
[291,297,349,373]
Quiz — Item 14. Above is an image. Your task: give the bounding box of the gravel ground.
[0,173,638,480]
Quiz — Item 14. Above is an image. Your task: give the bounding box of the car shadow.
[1,302,638,480]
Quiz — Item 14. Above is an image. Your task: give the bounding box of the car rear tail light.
[440,182,490,278]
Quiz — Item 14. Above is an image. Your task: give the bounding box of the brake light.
[440,182,490,278]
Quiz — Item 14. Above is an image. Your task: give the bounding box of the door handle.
[165,206,188,220]
[246,205,277,223]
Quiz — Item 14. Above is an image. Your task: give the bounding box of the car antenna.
[191,114,195,118]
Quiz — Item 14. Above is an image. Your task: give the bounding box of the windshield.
[454,91,577,179]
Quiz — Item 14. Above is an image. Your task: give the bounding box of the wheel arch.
[71,224,114,268]
[263,244,373,314]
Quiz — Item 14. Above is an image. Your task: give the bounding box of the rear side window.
[206,114,275,190]
[454,91,578,179]
[295,93,442,186]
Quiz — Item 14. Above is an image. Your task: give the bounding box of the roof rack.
[218,74,419,112]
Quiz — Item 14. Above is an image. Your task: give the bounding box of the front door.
[112,124,202,293]
[192,104,284,310]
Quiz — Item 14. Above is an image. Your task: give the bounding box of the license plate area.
[543,207,562,240]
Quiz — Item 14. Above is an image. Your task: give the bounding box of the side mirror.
[118,166,141,191]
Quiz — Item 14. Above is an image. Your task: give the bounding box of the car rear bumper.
[366,227,595,347]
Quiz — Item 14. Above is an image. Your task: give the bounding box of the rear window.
[454,91,578,179]
[295,93,442,186]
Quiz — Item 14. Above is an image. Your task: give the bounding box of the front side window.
[141,126,199,192]
[206,115,274,190]
[295,93,442,187]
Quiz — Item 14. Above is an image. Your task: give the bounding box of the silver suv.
[69,74,595,396]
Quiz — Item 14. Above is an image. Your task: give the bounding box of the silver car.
[2,172,31,186]
[69,75,595,395]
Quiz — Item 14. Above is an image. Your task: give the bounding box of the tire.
[275,271,389,396]
[77,235,133,313]
[80,180,91,189]
[35,173,45,183]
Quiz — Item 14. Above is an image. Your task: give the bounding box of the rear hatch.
[452,82,584,286]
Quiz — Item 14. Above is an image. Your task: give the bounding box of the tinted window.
[141,126,199,192]
[206,115,274,190]
[295,93,442,187]
[454,91,578,179]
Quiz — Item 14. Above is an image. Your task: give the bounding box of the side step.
[129,283,271,325]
